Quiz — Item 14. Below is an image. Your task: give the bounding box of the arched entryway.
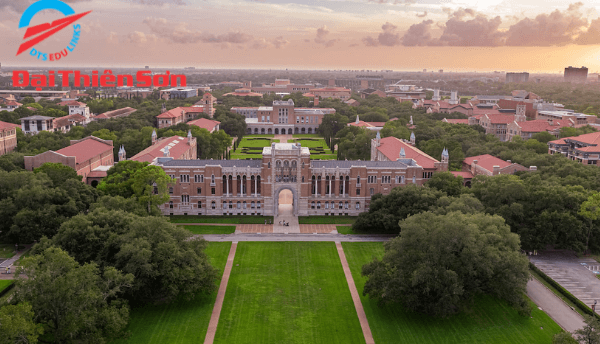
[278,189,293,216]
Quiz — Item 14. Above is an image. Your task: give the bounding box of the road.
[527,277,585,332]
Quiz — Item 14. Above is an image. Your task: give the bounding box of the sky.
[2,0,600,72]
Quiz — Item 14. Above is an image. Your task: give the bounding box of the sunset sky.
[2,0,600,72]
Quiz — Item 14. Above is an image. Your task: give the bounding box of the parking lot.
[530,250,600,308]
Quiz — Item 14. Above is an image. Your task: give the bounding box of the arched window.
[355,202,360,210]
[330,201,335,209]
[223,175,227,193]
[344,201,348,209]
[243,201,247,209]
[169,201,173,209]
[223,201,227,210]
[212,201,216,209]
[257,201,261,209]
[317,201,321,209]
[169,187,173,195]
[229,201,233,209]
[251,201,255,209]
[198,201,202,209]
[339,201,343,209]
[311,201,315,209]
[357,175,360,184]
[302,176,305,183]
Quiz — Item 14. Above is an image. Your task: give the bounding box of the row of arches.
[222,175,261,196]
[311,175,351,196]
[310,201,360,210]
[247,127,317,134]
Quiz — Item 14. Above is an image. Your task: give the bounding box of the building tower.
[400,147,406,158]
[515,104,527,122]
[161,103,166,113]
[449,91,458,105]
[410,132,415,146]
[187,129,193,143]
[442,147,449,163]
[152,129,157,145]
[163,145,170,157]
[371,131,381,161]
[355,115,360,124]
[432,89,441,101]
[118,145,126,162]
[409,116,414,126]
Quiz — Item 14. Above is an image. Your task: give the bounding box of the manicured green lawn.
[169,215,273,224]
[116,242,232,344]
[180,225,236,235]
[0,280,13,293]
[244,134,274,138]
[292,134,320,138]
[214,242,365,344]
[336,225,370,235]
[342,242,562,344]
[298,216,357,224]
[311,154,337,160]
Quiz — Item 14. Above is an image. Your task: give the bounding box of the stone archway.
[273,185,298,216]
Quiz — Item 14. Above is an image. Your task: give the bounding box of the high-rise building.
[564,66,588,83]
[506,72,529,83]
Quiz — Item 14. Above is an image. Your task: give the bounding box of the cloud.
[438,11,504,46]
[0,0,91,13]
[252,36,288,49]
[578,18,600,44]
[417,11,427,18]
[106,31,118,44]
[401,20,434,46]
[362,21,401,46]
[125,31,158,44]
[271,36,289,49]
[143,17,253,44]
[314,26,339,47]
[505,2,588,46]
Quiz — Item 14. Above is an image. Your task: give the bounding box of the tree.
[552,332,579,344]
[425,171,464,197]
[14,247,133,343]
[362,211,531,317]
[47,209,218,303]
[33,162,82,186]
[352,185,444,233]
[0,303,44,344]
[318,113,348,141]
[131,165,174,213]
[575,315,600,344]
[580,192,600,254]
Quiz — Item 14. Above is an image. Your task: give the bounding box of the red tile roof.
[56,137,113,164]
[53,114,86,128]
[377,136,439,169]
[549,138,566,144]
[188,118,220,131]
[464,154,512,172]
[303,93,316,98]
[451,171,474,179]
[368,122,386,127]
[6,101,22,106]
[58,100,86,106]
[223,91,263,97]
[486,114,515,124]
[515,120,554,132]
[349,121,374,128]
[157,106,205,119]
[96,107,137,119]
[0,121,19,131]
[564,132,600,145]
[130,136,193,163]
[575,146,600,152]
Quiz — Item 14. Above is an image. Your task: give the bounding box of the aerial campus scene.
[6,1,600,344]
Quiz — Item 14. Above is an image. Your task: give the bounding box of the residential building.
[230,99,336,135]
[155,141,446,216]
[564,66,588,83]
[479,112,527,141]
[0,121,18,156]
[344,99,360,107]
[20,115,54,134]
[1,101,22,111]
[537,110,597,126]
[57,100,91,122]
[156,105,206,129]
[24,136,114,185]
[462,154,530,177]
[505,72,529,83]
[506,119,572,141]
[188,118,220,133]
[130,130,197,163]
[548,132,600,165]
[53,114,87,133]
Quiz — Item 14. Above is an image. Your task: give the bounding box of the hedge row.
[529,262,600,319]
[0,281,15,299]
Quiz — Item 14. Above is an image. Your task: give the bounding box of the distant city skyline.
[2,0,600,72]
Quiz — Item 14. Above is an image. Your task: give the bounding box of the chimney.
[314,96,319,107]
[493,165,500,176]
[471,159,478,175]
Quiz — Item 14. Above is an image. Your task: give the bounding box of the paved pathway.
[199,233,394,242]
[336,242,375,344]
[0,246,31,279]
[274,204,300,233]
[527,277,585,332]
[203,242,238,344]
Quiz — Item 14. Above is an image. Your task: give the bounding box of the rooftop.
[21,115,54,121]
[187,118,220,131]
[377,136,439,169]
[160,159,262,168]
[0,121,19,131]
[464,154,514,172]
[311,160,415,169]
[130,136,193,163]
[55,136,113,164]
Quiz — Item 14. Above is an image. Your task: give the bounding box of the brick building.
[156,105,206,129]
[129,130,197,163]
[20,115,54,134]
[0,121,18,156]
[24,136,114,184]
[154,140,448,216]
[548,132,600,165]
[187,118,220,133]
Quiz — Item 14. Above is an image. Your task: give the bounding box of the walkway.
[203,242,238,344]
[274,134,293,143]
[336,242,375,344]
[177,223,349,234]
[527,277,585,332]
[199,233,394,242]
[0,246,31,280]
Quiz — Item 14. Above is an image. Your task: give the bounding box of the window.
[370,188,374,196]
[356,188,360,196]
[197,187,202,195]
[211,187,215,195]
[257,201,261,209]
[267,116,270,122]
[237,201,241,209]
[261,116,265,122]
[181,195,189,204]
[296,116,300,124]
[268,162,271,168]
[223,201,227,210]
[243,201,247,209]
[355,202,360,210]
[211,174,215,184]
[251,201,255,209]
[325,202,329,209]
[169,187,173,195]
[317,201,321,209]
[198,201,202,208]
[368,176,376,183]
[169,174,175,180]
[302,176,305,182]
[339,201,343,209]
[180,175,189,183]
[382,176,391,183]
[330,201,334,209]
[194,174,204,183]
[345,201,349,209]
[169,201,173,209]
[311,201,315,209]
[356,176,360,184]
[229,201,233,209]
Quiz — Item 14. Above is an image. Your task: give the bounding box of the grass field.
[116,242,232,344]
[292,134,320,138]
[0,280,13,293]
[180,225,237,235]
[244,134,274,138]
[298,216,357,224]
[214,242,365,344]
[169,215,273,224]
[342,242,562,344]
[336,225,371,235]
